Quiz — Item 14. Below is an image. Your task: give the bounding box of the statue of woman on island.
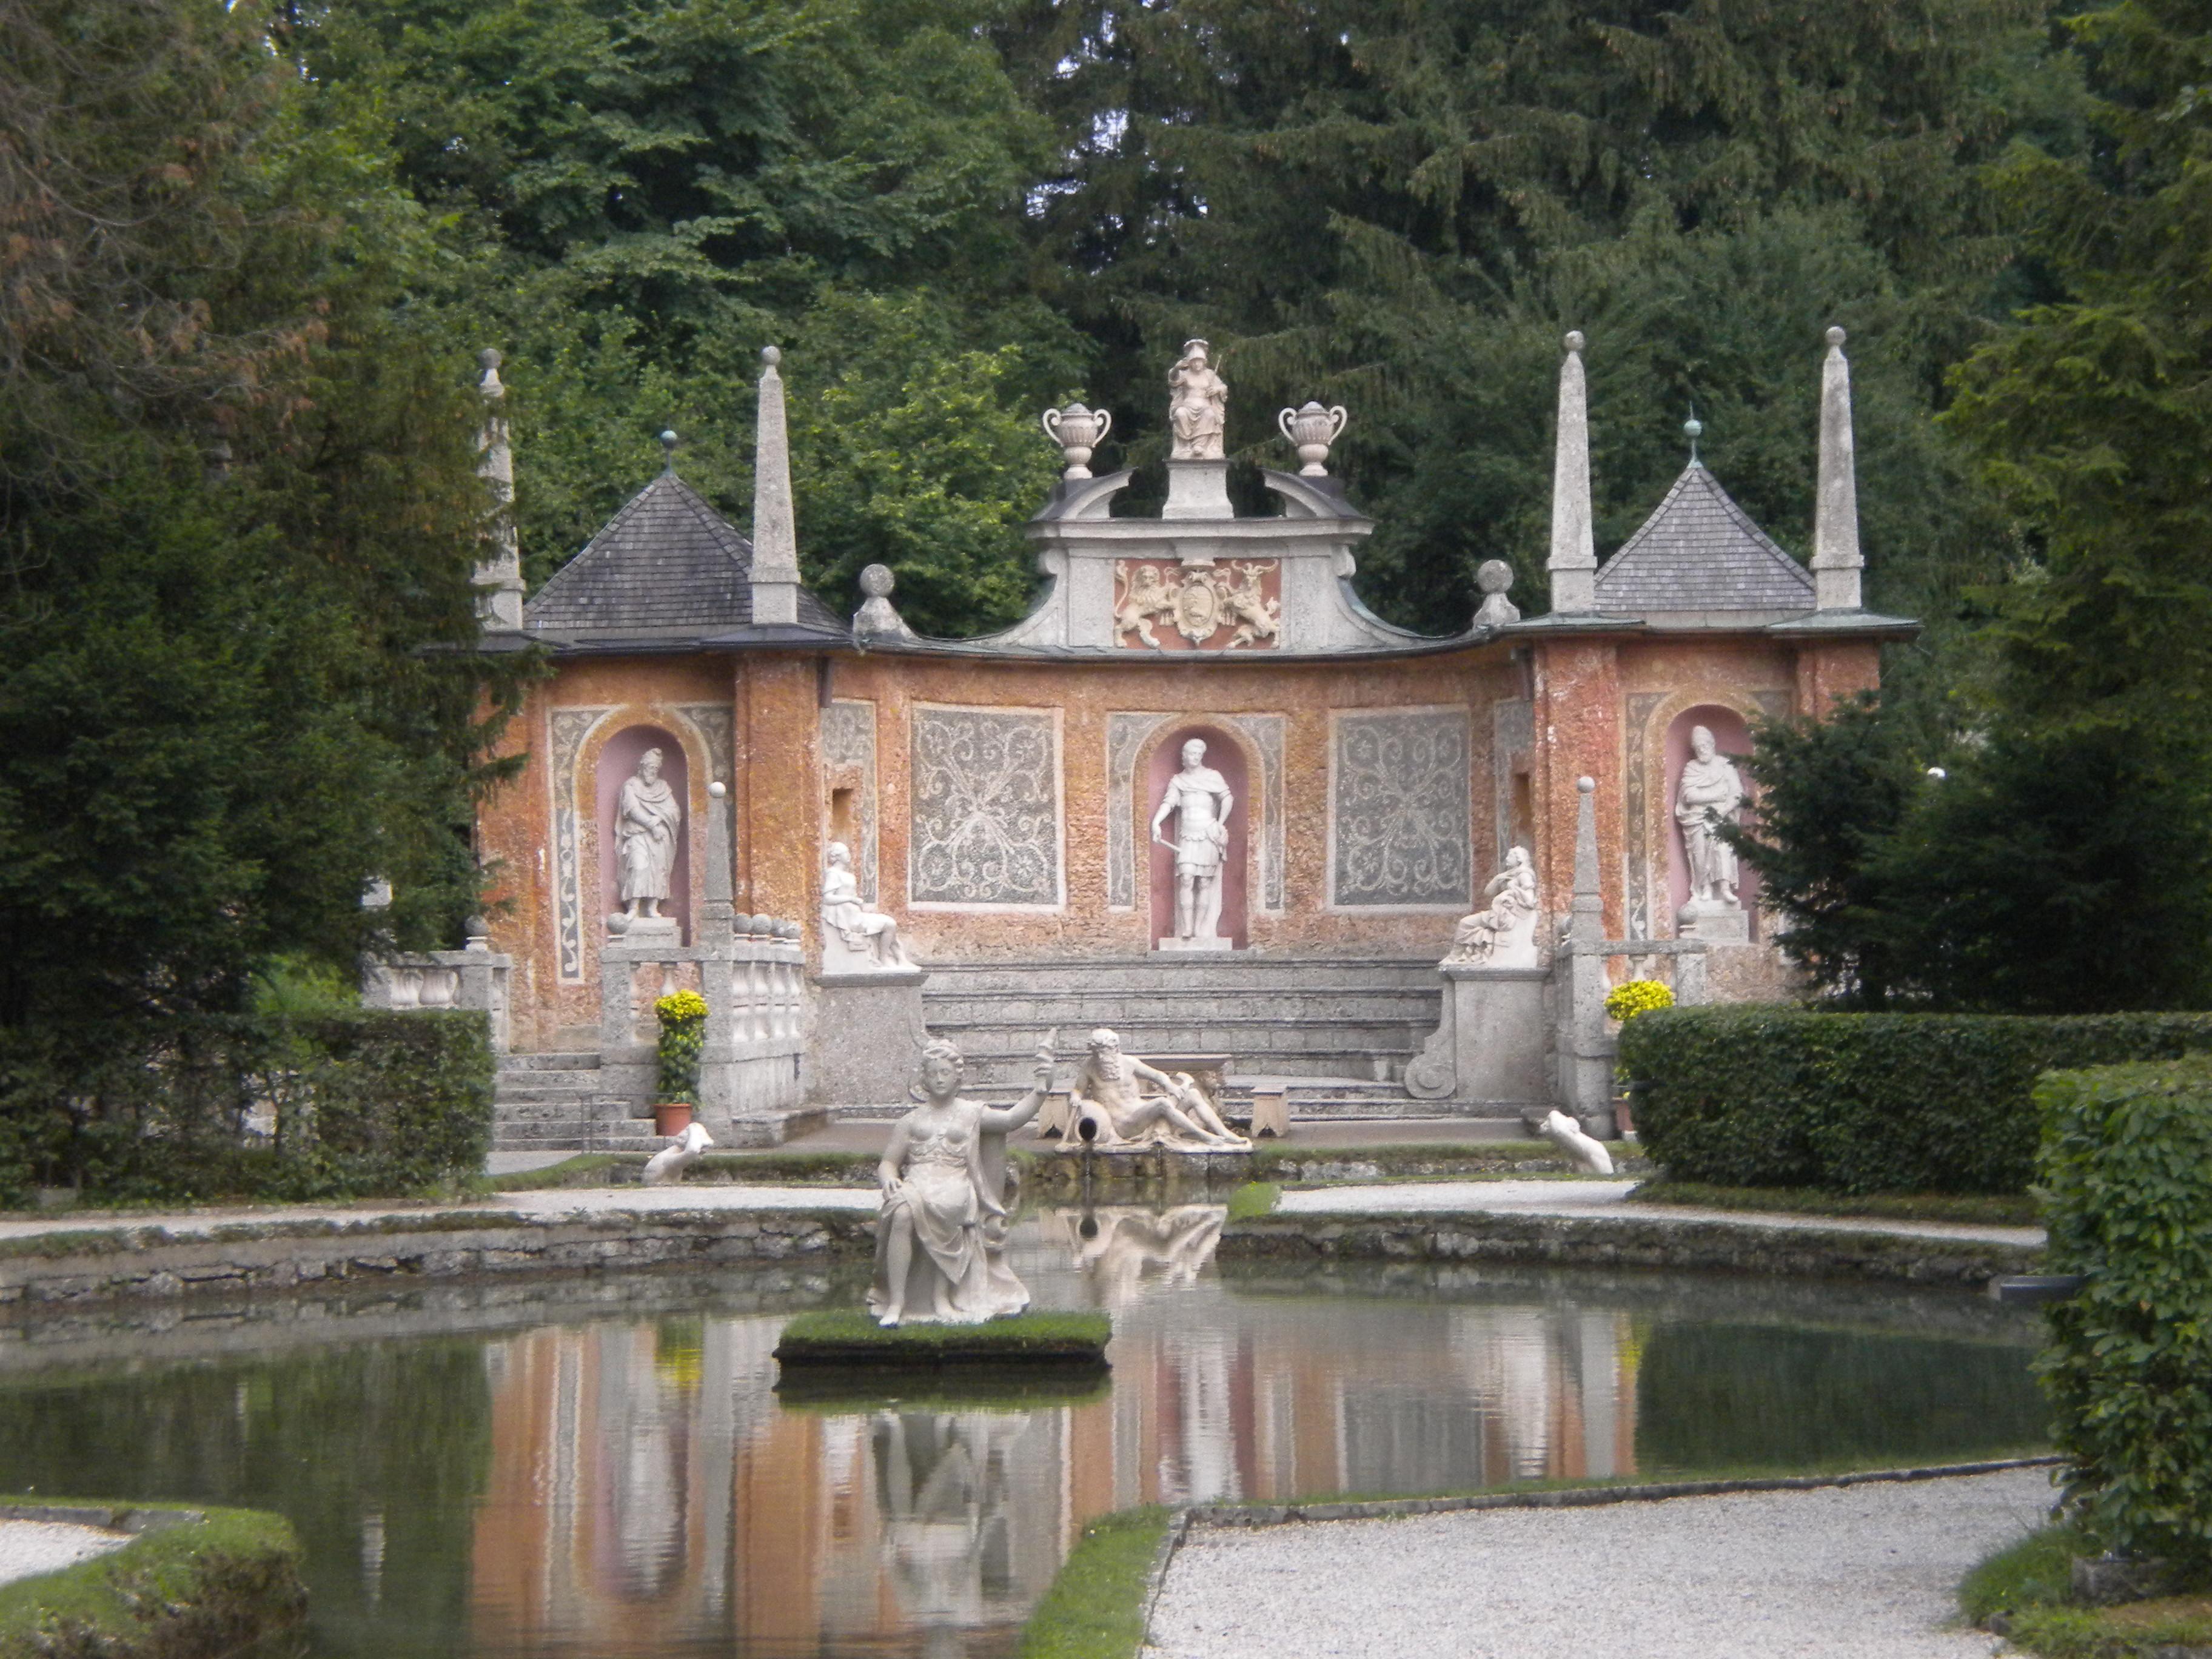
[615,748,681,919]
[1167,340,1228,460]
[870,1036,1054,1327]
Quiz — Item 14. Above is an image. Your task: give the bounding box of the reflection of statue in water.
[1058,1205,1227,1307]
[1068,1028,1247,1151]
[615,748,681,918]
[1151,738,1234,945]
[873,1410,1030,1653]
[822,841,913,970]
[870,1037,1052,1326]
[1167,340,1228,461]
[1447,846,1539,967]
[1675,725,1746,911]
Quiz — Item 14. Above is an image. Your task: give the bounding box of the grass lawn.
[1627,1179,2042,1228]
[1014,1506,1172,1659]
[1962,1523,2212,1656]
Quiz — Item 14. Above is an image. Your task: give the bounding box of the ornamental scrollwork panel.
[909,707,1062,907]
[1330,709,1473,908]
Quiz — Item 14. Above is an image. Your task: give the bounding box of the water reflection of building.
[466,1227,1638,1657]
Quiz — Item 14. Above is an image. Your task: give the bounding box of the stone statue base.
[1404,965,1549,1107]
[810,967,928,1107]
[608,913,680,948]
[1162,458,1234,520]
[1155,933,1235,953]
[1675,900,1749,943]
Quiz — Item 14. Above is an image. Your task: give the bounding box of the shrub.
[2036,1058,2212,1578]
[1621,1006,2212,1193]
[0,1010,492,1204]
[655,989,707,1104]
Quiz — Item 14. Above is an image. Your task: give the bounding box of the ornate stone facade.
[908,705,1063,909]
[1329,708,1474,909]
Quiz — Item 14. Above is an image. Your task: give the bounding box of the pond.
[0,1206,2048,1659]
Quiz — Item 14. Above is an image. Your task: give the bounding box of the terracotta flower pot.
[654,1101,694,1138]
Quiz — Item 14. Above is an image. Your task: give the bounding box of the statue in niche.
[1167,339,1228,461]
[822,841,914,971]
[870,1036,1051,1326]
[1448,846,1540,968]
[614,748,681,920]
[1067,1028,1248,1151]
[1151,737,1235,947]
[1675,725,1747,914]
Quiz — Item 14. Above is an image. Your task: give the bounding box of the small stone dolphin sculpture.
[642,1120,715,1186]
[1538,1109,1614,1176]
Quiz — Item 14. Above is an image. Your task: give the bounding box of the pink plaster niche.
[596,723,692,944]
[1663,704,1760,939]
[1144,725,1250,949]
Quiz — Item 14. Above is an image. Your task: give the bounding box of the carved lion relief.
[1113,559,1281,651]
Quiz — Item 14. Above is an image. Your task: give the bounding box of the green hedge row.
[0,1010,494,1205]
[2037,1058,2212,1578]
[1620,1006,2212,1194]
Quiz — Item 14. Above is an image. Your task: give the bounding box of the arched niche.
[1662,704,1758,937]
[595,723,692,943]
[1141,723,1253,949]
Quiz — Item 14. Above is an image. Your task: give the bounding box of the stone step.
[923,993,1438,1025]
[500,1051,602,1073]
[920,957,1439,993]
[494,1074,605,1099]
[493,1098,641,1125]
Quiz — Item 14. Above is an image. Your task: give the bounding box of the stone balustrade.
[600,916,808,1128]
[360,948,513,1051]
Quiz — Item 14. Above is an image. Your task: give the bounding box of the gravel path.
[0,1520,129,1587]
[1150,1467,2049,1659]
[1276,1180,2044,1245]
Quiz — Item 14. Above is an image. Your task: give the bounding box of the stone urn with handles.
[1042,403,1113,479]
[1278,401,1349,476]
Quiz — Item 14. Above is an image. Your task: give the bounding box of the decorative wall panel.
[1329,708,1473,908]
[550,706,613,981]
[674,704,735,786]
[819,700,879,903]
[1222,713,1287,910]
[910,706,1062,908]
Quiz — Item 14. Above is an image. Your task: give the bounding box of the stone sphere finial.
[708,780,726,799]
[859,563,896,598]
[478,347,503,370]
[761,344,781,368]
[1577,776,1595,794]
[660,430,679,471]
[1564,330,1585,353]
[1471,558,1520,628]
[1826,325,1847,349]
[1476,559,1513,595]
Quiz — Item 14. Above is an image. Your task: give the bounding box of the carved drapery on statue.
[1167,340,1228,461]
[1447,846,1539,967]
[1113,560,1281,651]
[1671,719,1751,940]
[1150,737,1236,950]
[1065,1029,1248,1151]
[822,842,914,972]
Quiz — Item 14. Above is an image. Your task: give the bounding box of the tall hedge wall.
[1620,1007,2212,1194]
[2036,1058,2212,1575]
[0,1010,494,1204]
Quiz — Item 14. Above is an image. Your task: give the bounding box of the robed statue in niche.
[615,748,681,919]
[1675,725,1746,913]
[1151,738,1234,947]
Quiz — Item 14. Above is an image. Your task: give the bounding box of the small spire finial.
[660,430,678,473]
[1826,325,1847,350]
[1564,330,1585,354]
[762,344,781,369]
[1684,405,1703,464]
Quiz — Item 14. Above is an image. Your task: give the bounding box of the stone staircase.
[491,1051,661,1154]
[908,955,1450,1119]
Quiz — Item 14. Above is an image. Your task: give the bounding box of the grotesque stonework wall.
[1326,707,1475,910]
[907,705,1063,909]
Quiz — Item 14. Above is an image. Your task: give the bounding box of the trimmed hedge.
[0,1010,493,1205]
[1621,1006,2212,1194]
[2036,1058,2212,1578]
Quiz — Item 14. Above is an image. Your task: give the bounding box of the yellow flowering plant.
[654,990,708,1101]
[1604,979,1674,1024]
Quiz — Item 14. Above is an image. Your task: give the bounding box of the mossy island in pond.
[774,1310,1111,1387]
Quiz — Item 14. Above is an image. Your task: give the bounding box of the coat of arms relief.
[1113,558,1282,651]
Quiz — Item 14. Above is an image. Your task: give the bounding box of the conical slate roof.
[1594,463,1815,617]
[524,471,842,641]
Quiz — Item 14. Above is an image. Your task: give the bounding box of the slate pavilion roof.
[523,471,844,645]
[1594,462,1815,617]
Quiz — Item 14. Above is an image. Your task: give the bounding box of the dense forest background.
[2,0,2208,1074]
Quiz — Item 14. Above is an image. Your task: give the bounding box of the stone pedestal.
[1155,934,1235,953]
[1404,965,1549,1108]
[1162,459,1234,520]
[810,968,929,1107]
[1675,900,1749,943]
